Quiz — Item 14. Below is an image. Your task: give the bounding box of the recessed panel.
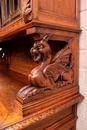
[39,0,76,19]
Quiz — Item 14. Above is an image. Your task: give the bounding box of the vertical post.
[72,104,77,130]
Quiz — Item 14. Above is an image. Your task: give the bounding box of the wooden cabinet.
[23,0,80,31]
[0,0,81,41]
[0,0,83,130]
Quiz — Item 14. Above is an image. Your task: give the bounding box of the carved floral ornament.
[23,0,32,23]
[18,35,74,99]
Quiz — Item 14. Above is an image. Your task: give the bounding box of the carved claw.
[18,86,36,98]
[18,85,52,99]
[18,85,29,95]
[55,79,74,88]
[26,88,39,97]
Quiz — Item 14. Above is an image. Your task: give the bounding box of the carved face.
[30,39,51,63]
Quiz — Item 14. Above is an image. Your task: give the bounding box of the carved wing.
[43,44,72,82]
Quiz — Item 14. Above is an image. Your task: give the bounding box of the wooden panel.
[32,0,80,31]
[28,107,73,130]
[39,0,76,20]
[7,37,36,76]
[9,44,34,76]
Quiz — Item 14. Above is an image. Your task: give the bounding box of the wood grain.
[0,0,83,130]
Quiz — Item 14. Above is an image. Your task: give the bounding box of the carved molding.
[2,92,83,130]
[0,17,24,37]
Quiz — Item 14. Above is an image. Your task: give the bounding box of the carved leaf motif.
[23,0,32,23]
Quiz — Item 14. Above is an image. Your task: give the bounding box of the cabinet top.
[0,0,81,42]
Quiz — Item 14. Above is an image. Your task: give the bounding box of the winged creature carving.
[18,35,74,98]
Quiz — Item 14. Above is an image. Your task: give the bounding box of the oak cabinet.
[0,0,83,130]
[22,0,80,31]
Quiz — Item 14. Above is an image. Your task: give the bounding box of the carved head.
[30,35,52,63]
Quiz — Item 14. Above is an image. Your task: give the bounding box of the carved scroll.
[23,0,32,23]
[17,35,74,99]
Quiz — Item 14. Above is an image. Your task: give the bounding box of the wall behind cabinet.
[77,0,87,130]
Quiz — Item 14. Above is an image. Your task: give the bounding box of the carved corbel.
[17,35,74,102]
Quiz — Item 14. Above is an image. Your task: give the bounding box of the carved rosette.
[23,0,32,23]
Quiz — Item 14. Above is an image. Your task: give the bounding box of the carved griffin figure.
[18,35,74,98]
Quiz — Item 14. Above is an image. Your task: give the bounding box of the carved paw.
[55,80,73,88]
[18,85,36,98]
[18,86,52,99]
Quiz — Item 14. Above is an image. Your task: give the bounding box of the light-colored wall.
[76,0,87,130]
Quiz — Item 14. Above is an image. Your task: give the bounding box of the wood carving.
[23,0,32,23]
[18,35,74,99]
[2,93,84,130]
[0,1,83,129]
